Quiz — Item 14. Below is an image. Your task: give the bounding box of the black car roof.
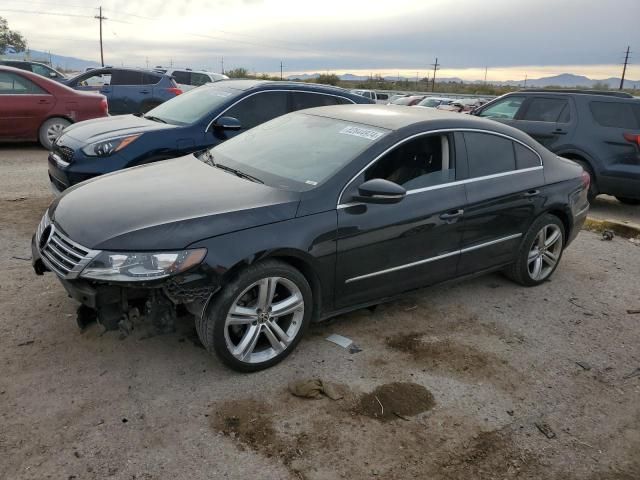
[303,104,495,130]
[301,104,542,147]
[203,79,359,97]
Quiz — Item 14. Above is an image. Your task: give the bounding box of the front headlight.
[82,134,141,157]
[80,248,206,282]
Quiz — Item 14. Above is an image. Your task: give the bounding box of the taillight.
[623,133,640,146]
[581,170,591,190]
[166,87,182,96]
[100,98,109,115]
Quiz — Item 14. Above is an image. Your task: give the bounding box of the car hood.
[61,114,177,144]
[49,155,301,250]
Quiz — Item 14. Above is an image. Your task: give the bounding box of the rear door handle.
[523,189,540,198]
[140,90,150,94]
[440,209,464,220]
[554,129,567,135]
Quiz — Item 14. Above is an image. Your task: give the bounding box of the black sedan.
[32,105,590,372]
[47,80,372,193]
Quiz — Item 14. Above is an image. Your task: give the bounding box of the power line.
[0,7,129,23]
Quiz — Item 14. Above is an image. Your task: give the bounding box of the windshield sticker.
[305,180,318,186]
[339,126,384,141]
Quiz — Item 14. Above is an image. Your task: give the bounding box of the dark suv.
[0,60,67,82]
[48,80,373,192]
[474,90,640,204]
[62,67,182,115]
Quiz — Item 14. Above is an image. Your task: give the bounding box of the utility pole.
[145,57,149,69]
[430,57,440,92]
[280,61,283,80]
[415,71,419,90]
[220,56,224,74]
[483,66,488,85]
[620,45,631,90]
[94,6,107,67]
[524,74,527,88]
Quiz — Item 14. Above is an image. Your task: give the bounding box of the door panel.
[513,96,575,150]
[335,186,466,308]
[458,169,545,275]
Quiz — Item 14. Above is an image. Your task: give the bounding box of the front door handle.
[554,128,567,135]
[140,90,150,94]
[440,209,464,220]
[523,189,540,198]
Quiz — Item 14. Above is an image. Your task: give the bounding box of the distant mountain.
[1,49,99,71]
[287,71,639,89]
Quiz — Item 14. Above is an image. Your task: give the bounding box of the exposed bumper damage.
[32,233,219,335]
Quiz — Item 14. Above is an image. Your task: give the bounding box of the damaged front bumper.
[32,228,220,332]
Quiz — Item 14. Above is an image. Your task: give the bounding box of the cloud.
[2,0,638,79]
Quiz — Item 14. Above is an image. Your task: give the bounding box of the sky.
[0,0,638,81]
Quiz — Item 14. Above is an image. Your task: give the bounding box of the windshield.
[419,98,442,107]
[206,113,390,191]
[145,84,240,125]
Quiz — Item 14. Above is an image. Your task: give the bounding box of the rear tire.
[616,197,640,205]
[505,214,565,286]
[196,260,312,372]
[38,117,71,150]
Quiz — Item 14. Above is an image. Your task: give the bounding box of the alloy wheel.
[527,224,563,281]
[46,123,66,144]
[224,276,304,364]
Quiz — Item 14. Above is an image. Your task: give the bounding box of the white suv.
[153,68,229,91]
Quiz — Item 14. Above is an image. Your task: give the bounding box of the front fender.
[189,211,338,314]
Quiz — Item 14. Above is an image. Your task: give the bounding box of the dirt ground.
[1,145,639,480]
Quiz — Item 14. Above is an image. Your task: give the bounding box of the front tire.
[196,260,312,372]
[505,214,565,286]
[38,117,71,150]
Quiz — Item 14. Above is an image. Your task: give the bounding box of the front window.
[146,84,240,125]
[206,113,390,191]
[365,133,455,190]
[478,96,525,120]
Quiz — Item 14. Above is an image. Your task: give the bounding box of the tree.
[313,73,340,86]
[0,17,27,54]
[225,67,250,78]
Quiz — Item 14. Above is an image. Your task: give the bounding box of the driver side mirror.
[353,178,406,204]
[213,116,242,131]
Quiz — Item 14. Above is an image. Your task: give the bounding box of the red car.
[0,66,108,149]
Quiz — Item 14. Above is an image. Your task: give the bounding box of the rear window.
[522,97,570,123]
[172,71,190,84]
[111,70,160,86]
[590,101,640,129]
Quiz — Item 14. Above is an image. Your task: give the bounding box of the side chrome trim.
[204,89,356,132]
[336,167,542,209]
[344,250,459,284]
[344,233,522,284]
[459,233,522,253]
[337,128,543,205]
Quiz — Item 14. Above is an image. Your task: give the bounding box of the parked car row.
[473,90,640,204]
[29,83,592,372]
[0,66,108,148]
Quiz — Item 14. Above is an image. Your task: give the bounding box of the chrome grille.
[36,213,99,279]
